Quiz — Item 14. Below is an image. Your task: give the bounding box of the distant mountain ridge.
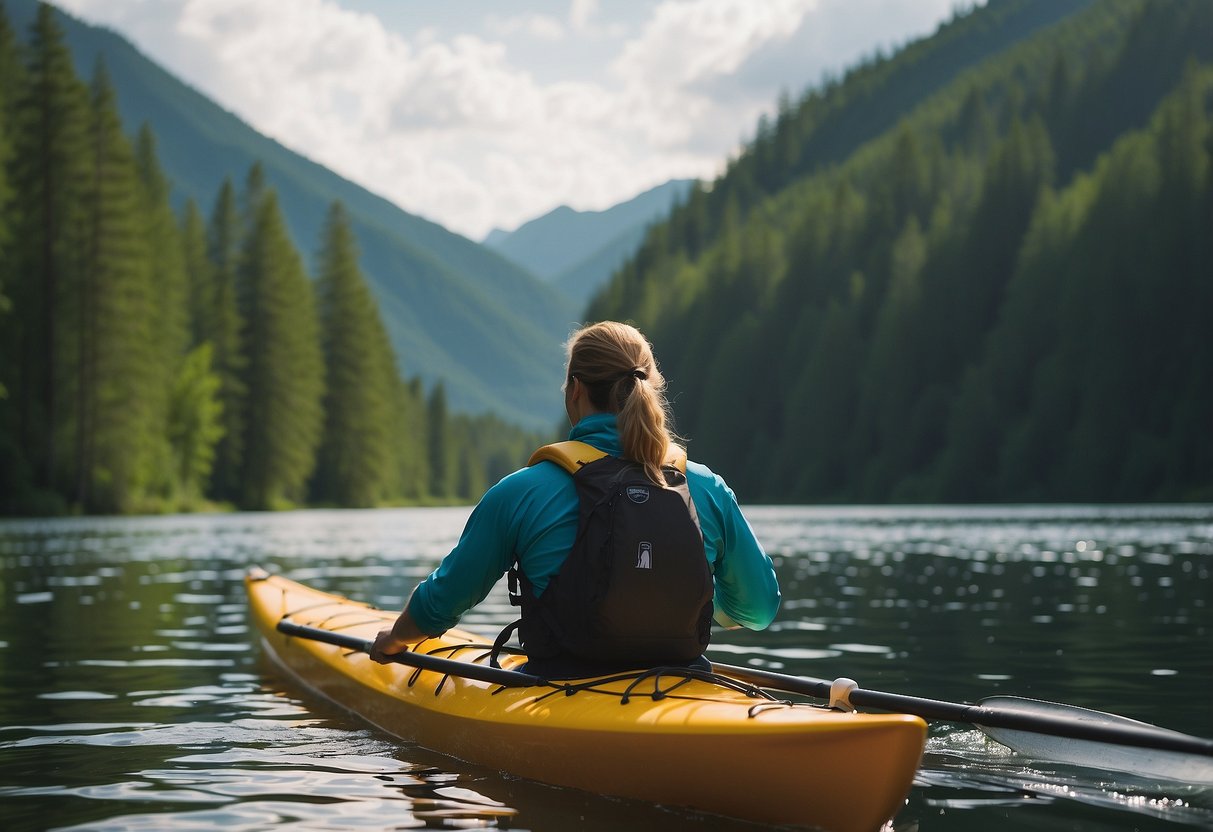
[486,179,695,308]
[7,0,573,430]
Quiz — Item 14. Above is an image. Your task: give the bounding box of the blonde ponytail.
[565,322,678,485]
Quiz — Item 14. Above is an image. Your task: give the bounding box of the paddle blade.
[978,696,1213,785]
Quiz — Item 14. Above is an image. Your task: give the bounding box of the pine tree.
[167,343,225,504]
[237,190,324,509]
[134,124,190,500]
[77,61,156,512]
[0,0,20,287]
[135,127,189,358]
[426,383,453,500]
[180,199,212,347]
[0,4,18,508]
[394,376,430,501]
[0,0,22,392]
[312,201,394,507]
[7,2,89,498]
[175,200,228,507]
[205,179,246,502]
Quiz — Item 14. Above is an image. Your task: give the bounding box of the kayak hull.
[247,569,925,831]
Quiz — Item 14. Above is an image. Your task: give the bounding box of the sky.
[56,0,962,241]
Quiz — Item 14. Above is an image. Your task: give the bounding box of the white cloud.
[485,13,566,42]
[571,0,594,31]
[615,0,818,89]
[53,0,956,239]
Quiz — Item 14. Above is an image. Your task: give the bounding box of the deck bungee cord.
[278,617,798,711]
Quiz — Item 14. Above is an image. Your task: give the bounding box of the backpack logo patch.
[636,541,653,569]
[626,485,650,504]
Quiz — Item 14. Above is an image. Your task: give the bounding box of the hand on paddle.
[370,604,429,663]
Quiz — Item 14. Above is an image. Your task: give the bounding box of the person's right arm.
[369,473,527,663]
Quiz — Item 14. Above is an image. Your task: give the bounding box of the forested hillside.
[4,0,573,430]
[590,0,1212,503]
[0,5,546,515]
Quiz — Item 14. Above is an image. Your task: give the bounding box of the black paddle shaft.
[713,661,1213,757]
[275,619,546,687]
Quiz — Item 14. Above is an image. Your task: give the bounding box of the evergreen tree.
[76,61,156,512]
[0,1,20,296]
[135,126,189,360]
[393,376,430,501]
[0,1,22,418]
[312,201,394,507]
[205,179,246,502]
[237,190,324,509]
[180,198,211,348]
[426,383,453,500]
[134,124,190,500]
[6,2,89,500]
[167,343,225,504]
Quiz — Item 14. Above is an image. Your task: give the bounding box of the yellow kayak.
[247,568,925,831]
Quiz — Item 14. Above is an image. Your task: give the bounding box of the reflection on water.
[0,505,1210,830]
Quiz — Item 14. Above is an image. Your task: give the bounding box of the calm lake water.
[0,505,1210,831]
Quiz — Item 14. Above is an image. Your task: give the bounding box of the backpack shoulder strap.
[664,445,688,473]
[528,441,607,474]
[528,441,688,474]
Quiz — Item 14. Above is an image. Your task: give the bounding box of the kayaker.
[371,321,780,674]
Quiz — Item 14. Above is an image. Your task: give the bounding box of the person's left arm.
[688,462,781,631]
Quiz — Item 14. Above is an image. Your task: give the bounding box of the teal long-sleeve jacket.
[407,413,781,636]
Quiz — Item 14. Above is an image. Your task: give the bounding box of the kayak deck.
[247,569,925,831]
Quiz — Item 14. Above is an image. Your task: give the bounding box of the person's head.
[564,321,676,485]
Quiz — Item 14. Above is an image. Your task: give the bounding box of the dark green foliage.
[5,0,572,431]
[167,342,224,503]
[74,60,158,512]
[0,3,550,515]
[0,1,19,280]
[427,383,453,500]
[0,3,22,503]
[311,202,395,508]
[5,2,88,505]
[180,198,210,347]
[237,190,325,509]
[391,376,430,502]
[203,179,246,502]
[592,0,1213,504]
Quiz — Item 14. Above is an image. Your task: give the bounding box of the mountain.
[589,0,1213,503]
[486,179,695,308]
[6,0,573,430]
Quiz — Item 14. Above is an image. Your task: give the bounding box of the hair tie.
[630,368,647,381]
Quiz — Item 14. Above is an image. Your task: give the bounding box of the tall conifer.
[136,127,189,358]
[205,179,246,501]
[135,127,190,491]
[0,5,18,506]
[394,376,430,501]
[238,190,324,509]
[8,3,89,496]
[426,383,453,500]
[77,61,156,511]
[180,199,211,347]
[0,1,22,395]
[0,1,20,278]
[312,202,394,507]
[167,342,225,504]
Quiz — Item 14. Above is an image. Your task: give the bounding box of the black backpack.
[507,442,714,666]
